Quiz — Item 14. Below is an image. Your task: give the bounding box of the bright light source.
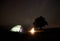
[10,25,22,32]
[29,28,36,35]
[28,27,43,35]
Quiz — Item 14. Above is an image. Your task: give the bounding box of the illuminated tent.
[10,25,22,32]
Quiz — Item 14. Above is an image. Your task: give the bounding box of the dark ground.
[0,26,60,41]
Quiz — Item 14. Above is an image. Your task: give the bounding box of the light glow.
[10,25,22,32]
[29,28,36,35]
[28,27,43,35]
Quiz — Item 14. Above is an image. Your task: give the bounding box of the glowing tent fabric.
[10,25,22,32]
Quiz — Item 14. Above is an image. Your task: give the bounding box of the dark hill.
[0,26,60,41]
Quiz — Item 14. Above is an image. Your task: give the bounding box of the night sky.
[0,0,60,28]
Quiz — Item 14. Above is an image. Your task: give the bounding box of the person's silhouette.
[33,16,48,30]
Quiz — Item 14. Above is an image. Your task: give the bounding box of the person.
[33,16,48,30]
